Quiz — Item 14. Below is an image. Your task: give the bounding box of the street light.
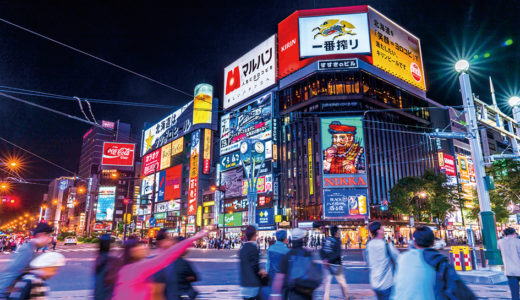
[418,191,427,198]
[508,96,520,107]
[454,59,470,73]
[455,59,502,266]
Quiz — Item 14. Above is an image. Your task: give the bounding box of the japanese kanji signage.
[203,129,212,174]
[101,142,135,167]
[143,148,161,176]
[298,13,370,57]
[317,59,358,70]
[223,35,277,110]
[187,130,200,215]
[368,7,426,90]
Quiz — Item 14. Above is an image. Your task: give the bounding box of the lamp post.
[239,139,266,227]
[211,185,227,240]
[455,59,502,265]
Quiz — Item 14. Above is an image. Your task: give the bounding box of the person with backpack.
[7,252,66,300]
[392,226,476,300]
[366,222,399,300]
[320,226,349,300]
[270,228,322,300]
[497,227,520,300]
[239,225,268,300]
[266,230,290,286]
[0,223,54,298]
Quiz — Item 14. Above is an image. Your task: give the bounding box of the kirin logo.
[313,19,356,40]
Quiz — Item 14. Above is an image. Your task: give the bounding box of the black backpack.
[423,248,476,300]
[287,249,323,295]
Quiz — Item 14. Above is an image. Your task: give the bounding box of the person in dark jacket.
[154,236,199,300]
[320,226,348,300]
[239,225,267,300]
[94,234,117,300]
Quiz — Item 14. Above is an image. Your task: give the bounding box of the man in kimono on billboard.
[323,121,364,174]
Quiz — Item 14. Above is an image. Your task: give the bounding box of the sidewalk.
[48,284,512,299]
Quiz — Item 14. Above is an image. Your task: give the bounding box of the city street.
[0,244,512,299]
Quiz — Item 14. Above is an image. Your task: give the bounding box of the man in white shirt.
[498,227,520,300]
[366,221,400,300]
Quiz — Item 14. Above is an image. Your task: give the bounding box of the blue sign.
[256,208,274,226]
[157,170,166,202]
[149,217,156,227]
[323,189,368,220]
[220,151,242,172]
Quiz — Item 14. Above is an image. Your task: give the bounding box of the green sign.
[155,212,167,219]
[218,212,242,227]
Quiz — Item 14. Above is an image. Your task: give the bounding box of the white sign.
[223,35,277,110]
[298,13,370,57]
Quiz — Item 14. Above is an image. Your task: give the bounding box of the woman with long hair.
[112,231,207,300]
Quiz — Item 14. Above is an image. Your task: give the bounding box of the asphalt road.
[0,243,375,292]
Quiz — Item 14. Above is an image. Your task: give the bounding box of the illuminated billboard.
[203,129,212,174]
[101,142,135,167]
[143,148,161,176]
[220,93,272,154]
[242,174,273,195]
[187,130,200,215]
[141,84,216,156]
[368,7,425,90]
[323,188,368,219]
[160,143,171,170]
[298,13,370,57]
[96,186,116,221]
[223,35,277,109]
[165,164,182,200]
[220,168,244,198]
[320,116,366,188]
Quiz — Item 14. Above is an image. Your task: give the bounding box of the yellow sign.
[193,84,213,125]
[273,144,278,161]
[160,143,172,170]
[369,7,426,91]
[438,152,445,167]
[170,137,184,156]
[275,215,282,223]
[307,138,314,195]
[203,201,215,207]
[451,246,472,271]
[203,129,212,174]
[196,206,203,226]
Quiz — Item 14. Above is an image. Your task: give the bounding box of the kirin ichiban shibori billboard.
[321,116,366,186]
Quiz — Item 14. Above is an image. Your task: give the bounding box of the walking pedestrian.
[7,252,66,300]
[51,236,57,251]
[0,223,54,298]
[154,236,199,300]
[266,230,290,286]
[94,234,118,300]
[239,225,267,300]
[111,231,207,300]
[270,228,323,300]
[365,221,399,300]
[498,227,520,300]
[320,226,349,300]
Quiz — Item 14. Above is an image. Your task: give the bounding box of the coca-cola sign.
[102,142,135,166]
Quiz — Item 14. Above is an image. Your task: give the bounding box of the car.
[64,236,77,245]
[433,238,446,249]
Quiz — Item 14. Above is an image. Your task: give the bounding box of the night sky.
[0,0,518,218]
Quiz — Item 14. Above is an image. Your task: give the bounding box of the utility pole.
[455,60,502,266]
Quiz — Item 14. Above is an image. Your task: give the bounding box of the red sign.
[93,222,112,231]
[278,6,371,79]
[188,178,198,215]
[102,142,135,166]
[143,148,161,176]
[443,154,457,177]
[165,165,182,200]
[323,175,367,188]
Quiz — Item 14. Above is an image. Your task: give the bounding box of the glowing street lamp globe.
[454,60,470,73]
[508,96,520,107]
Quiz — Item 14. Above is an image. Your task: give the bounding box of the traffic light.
[123,198,130,205]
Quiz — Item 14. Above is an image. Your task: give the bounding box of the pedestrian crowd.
[1,222,519,299]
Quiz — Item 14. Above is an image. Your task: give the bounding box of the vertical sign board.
[196,206,202,227]
[321,117,368,220]
[157,170,166,202]
[165,164,182,200]
[368,7,426,90]
[188,130,200,215]
[307,138,314,195]
[193,84,213,125]
[96,186,116,221]
[203,129,212,174]
[143,148,161,176]
[160,143,172,170]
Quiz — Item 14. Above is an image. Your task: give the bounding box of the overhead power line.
[0,17,192,97]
